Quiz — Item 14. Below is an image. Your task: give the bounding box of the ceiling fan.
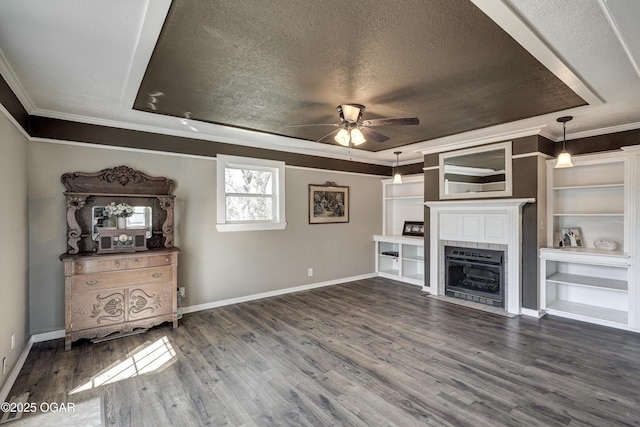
[291,104,419,147]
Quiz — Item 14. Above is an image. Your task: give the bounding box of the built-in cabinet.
[374,175,424,286]
[373,235,424,286]
[540,248,629,327]
[540,150,637,330]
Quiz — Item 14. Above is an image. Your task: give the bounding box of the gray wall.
[27,141,383,334]
[0,111,29,391]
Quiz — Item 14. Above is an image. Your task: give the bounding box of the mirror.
[439,141,512,199]
[92,206,153,240]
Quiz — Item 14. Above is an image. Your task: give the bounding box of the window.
[216,155,286,231]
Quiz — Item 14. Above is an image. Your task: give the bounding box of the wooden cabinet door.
[127,283,173,321]
[69,289,125,331]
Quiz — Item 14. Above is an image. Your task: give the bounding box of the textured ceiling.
[0,1,639,165]
[134,0,585,152]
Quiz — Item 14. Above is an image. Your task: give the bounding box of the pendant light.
[393,151,403,184]
[555,116,574,168]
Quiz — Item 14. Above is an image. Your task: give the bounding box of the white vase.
[117,217,126,229]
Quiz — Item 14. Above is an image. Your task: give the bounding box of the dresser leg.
[172,318,179,328]
[64,336,72,351]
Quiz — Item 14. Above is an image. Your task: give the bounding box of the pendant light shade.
[556,150,573,168]
[334,128,350,146]
[555,116,574,168]
[350,128,366,146]
[393,151,403,184]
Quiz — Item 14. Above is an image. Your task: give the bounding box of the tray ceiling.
[0,0,639,165]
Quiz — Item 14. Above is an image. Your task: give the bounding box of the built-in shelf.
[553,213,624,217]
[546,272,627,292]
[376,174,425,287]
[545,300,628,325]
[540,248,630,328]
[553,183,624,190]
[374,235,424,287]
[542,150,632,330]
[381,175,424,237]
[385,195,423,201]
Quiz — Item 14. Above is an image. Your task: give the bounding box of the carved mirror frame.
[61,166,176,254]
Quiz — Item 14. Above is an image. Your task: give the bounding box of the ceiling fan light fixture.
[555,116,574,169]
[340,104,363,122]
[334,128,350,146]
[393,151,403,184]
[350,128,366,145]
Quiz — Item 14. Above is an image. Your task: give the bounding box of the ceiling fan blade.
[360,127,390,143]
[362,117,420,127]
[285,123,340,128]
[316,128,341,143]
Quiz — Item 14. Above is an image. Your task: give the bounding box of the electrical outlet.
[308,268,313,277]
[2,357,6,376]
[11,333,15,350]
[178,287,186,298]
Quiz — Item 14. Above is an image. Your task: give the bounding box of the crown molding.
[30,109,398,166]
[561,120,640,141]
[0,49,36,113]
[417,125,546,155]
[0,102,30,140]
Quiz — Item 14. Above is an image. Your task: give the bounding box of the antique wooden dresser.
[60,166,179,350]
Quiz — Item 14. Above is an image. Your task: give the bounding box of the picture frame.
[309,182,349,224]
[402,221,425,237]
[560,227,583,248]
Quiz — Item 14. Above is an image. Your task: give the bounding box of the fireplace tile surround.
[425,198,535,315]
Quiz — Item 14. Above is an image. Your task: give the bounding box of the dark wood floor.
[6,277,640,426]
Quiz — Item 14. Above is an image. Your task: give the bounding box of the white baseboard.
[0,329,67,403]
[521,307,543,318]
[183,273,376,314]
[31,329,65,342]
[0,338,33,404]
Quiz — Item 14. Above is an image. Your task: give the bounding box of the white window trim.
[216,154,287,232]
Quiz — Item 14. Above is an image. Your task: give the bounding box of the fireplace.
[425,198,534,315]
[445,246,505,307]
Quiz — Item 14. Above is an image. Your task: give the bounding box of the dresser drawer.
[127,253,176,269]
[68,257,128,275]
[70,265,173,294]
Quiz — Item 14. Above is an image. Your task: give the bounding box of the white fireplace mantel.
[425,198,535,314]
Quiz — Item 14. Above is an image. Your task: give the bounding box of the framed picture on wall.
[402,221,424,237]
[309,182,349,224]
[560,227,583,247]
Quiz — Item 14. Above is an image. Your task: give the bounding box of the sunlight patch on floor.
[69,336,176,395]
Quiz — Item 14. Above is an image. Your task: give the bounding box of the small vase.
[117,217,127,229]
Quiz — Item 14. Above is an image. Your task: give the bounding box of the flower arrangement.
[103,202,134,218]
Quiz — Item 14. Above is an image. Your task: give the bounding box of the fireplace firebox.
[444,246,505,307]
